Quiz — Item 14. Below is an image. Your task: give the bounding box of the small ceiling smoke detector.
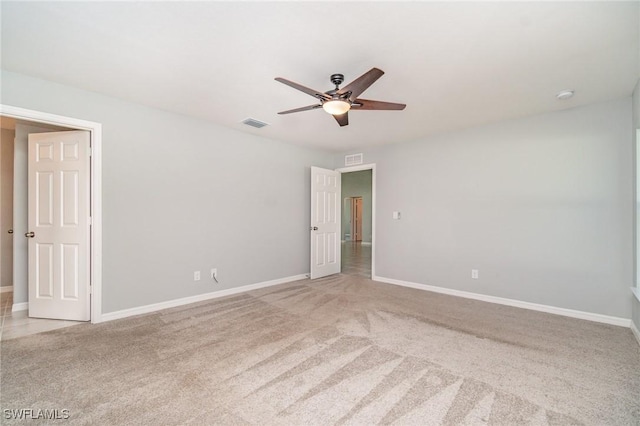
[241,118,269,129]
[556,90,574,100]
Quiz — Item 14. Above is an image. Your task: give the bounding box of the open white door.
[28,131,90,321]
[310,166,341,279]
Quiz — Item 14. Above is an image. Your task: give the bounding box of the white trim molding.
[0,286,13,293]
[631,321,640,345]
[101,274,308,322]
[0,104,103,324]
[374,275,631,327]
[631,286,640,303]
[631,321,640,347]
[12,302,28,312]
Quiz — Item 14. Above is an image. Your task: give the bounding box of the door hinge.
[88,216,92,225]
[89,146,93,157]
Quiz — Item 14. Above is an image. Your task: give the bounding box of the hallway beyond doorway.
[341,241,371,278]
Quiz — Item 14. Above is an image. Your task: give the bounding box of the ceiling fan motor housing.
[330,73,344,87]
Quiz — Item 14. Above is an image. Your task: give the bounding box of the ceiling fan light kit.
[322,99,351,115]
[275,67,406,127]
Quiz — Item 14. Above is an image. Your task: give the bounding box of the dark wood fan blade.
[275,78,330,101]
[277,104,323,115]
[351,98,406,110]
[333,112,349,127]
[337,68,385,101]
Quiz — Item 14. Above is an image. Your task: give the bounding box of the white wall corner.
[98,273,309,323]
[373,275,631,328]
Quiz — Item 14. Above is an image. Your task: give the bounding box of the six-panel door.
[28,131,90,321]
[310,167,341,279]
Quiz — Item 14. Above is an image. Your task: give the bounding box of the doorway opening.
[337,165,375,278]
[0,105,103,326]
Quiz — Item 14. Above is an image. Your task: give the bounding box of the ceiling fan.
[275,67,406,127]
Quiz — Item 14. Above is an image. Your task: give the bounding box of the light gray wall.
[633,78,640,332]
[12,125,28,302]
[1,128,14,288]
[338,98,633,318]
[2,70,333,313]
[341,170,372,243]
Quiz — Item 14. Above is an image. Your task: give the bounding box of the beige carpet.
[1,275,639,425]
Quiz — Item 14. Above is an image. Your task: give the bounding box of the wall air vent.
[345,153,364,166]
[241,118,269,129]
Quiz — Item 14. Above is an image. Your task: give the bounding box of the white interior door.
[310,166,341,279]
[28,131,90,321]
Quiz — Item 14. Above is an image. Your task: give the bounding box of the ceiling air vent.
[345,153,363,166]
[241,118,269,129]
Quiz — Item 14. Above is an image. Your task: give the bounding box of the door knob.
[310,226,318,231]
[7,229,13,234]
[25,232,35,238]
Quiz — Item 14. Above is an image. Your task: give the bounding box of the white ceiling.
[1,2,638,152]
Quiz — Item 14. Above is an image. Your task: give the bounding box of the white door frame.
[0,104,103,323]
[336,163,376,278]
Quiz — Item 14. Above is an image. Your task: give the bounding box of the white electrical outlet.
[194,271,201,281]
[471,269,479,279]
[210,268,218,281]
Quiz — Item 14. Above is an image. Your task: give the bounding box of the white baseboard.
[12,302,28,312]
[361,242,372,246]
[631,321,640,347]
[373,275,630,328]
[100,273,309,323]
[1,286,13,293]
